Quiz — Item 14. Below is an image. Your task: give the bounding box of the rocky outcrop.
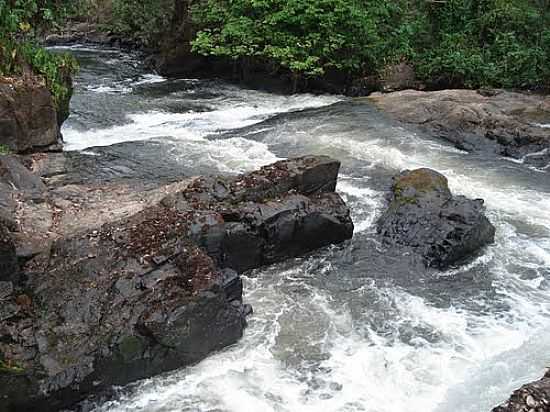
[369,89,550,169]
[44,22,136,49]
[492,371,550,412]
[377,168,495,269]
[0,76,64,153]
[0,153,353,411]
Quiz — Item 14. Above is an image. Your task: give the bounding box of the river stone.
[492,370,550,411]
[377,168,495,269]
[369,89,550,169]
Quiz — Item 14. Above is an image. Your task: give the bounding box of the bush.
[191,0,409,81]
[190,0,550,90]
[0,0,79,109]
[413,0,550,89]
[110,0,173,45]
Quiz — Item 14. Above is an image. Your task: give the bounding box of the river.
[53,45,550,412]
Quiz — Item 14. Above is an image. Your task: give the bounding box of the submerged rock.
[492,370,550,412]
[0,154,353,411]
[377,168,495,269]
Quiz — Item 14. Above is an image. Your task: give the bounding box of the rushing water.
[54,46,550,412]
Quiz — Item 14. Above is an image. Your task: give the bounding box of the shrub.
[0,0,79,109]
[190,0,550,89]
[110,0,174,45]
[192,1,408,78]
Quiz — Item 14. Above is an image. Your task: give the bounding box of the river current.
[54,46,550,412]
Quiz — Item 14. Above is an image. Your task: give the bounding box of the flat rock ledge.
[492,371,550,412]
[0,154,353,412]
[377,168,495,269]
[369,89,550,169]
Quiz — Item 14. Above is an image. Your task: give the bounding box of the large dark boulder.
[0,77,64,153]
[377,168,495,269]
[492,371,550,412]
[0,155,353,411]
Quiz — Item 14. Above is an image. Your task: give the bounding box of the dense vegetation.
[99,0,550,90]
[1,0,549,92]
[0,0,78,107]
[191,0,550,89]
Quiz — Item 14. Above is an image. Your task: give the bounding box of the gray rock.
[377,168,495,269]
[369,89,550,168]
[0,154,353,411]
[0,77,64,153]
[492,370,550,412]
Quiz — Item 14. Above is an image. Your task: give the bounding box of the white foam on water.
[311,131,550,228]
[85,84,133,94]
[132,74,166,86]
[47,44,122,53]
[63,92,342,152]
[336,178,385,233]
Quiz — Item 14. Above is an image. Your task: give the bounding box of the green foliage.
[414,0,550,88]
[190,0,550,89]
[110,0,174,45]
[0,144,11,155]
[0,0,78,109]
[0,0,73,35]
[191,0,408,78]
[0,359,25,374]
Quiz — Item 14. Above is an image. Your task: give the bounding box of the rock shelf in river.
[0,154,353,412]
[369,89,550,169]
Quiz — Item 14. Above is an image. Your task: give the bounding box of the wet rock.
[377,168,495,269]
[0,154,353,411]
[492,370,550,412]
[0,77,62,153]
[0,224,18,282]
[369,89,550,168]
[44,22,119,48]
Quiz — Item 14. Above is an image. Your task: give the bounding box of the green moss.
[0,360,25,375]
[0,145,11,155]
[118,335,146,362]
[393,169,449,205]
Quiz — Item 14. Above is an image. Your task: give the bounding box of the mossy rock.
[118,335,147,363]
[392,168,451,204]
[0,360,25,375]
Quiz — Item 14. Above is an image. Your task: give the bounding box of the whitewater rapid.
[55,46,550,412]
